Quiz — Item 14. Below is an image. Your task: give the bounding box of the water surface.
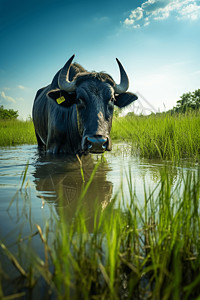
[0,144,199,297]
[0,144,197,235]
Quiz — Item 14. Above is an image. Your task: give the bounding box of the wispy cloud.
[93,16,110,24]
[124,0,200,28]
[18,85,25,90]
[16,97,24,101]
[0,91,16,103]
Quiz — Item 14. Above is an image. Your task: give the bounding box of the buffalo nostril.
[85,136,108,153]
[87,142,93,150]
[102,140,108,150]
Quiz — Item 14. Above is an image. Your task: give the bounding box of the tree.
[0,105,19,120]
[191,89,200,109]
[174,89,200,112]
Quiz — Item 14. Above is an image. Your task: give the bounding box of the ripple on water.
[0,143,198,240]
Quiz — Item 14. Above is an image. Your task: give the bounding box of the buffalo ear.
[115,92,138,108]
[47,89,76,107]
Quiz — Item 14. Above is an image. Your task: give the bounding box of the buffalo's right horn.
[58,54,76,92]
[114,58,129,94]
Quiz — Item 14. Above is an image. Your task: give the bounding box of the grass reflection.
[1,161,200,299]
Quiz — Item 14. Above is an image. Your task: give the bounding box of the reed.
[1,112,200,161]
[0,119,36,146]
[1,163,200,299]
[111,111,200,160]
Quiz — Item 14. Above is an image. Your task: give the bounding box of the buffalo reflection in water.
[33,154,113,229]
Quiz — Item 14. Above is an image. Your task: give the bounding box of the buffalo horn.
[58,54,76,92]
[114,58,129,94]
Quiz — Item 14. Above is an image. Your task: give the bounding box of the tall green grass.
[0,119,36,146]
[1,164,200,299]
[111,111,200,160]
[1,111,200,161]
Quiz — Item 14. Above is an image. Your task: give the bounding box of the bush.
[0,105,18,120]
[173,89,200,113]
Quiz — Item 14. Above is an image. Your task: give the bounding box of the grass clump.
[111,111,200,160]
[0,119,36,146]
[1,165,200,299]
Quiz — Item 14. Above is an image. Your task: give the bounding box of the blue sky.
[0,0,200,118]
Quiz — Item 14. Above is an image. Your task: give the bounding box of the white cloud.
[153,10,170,20]
[178,2,200,20]
[0,91,16,103]
[16,97,24,101]
[144,21,150,26]
[133,24,141,29]
[124,18,135,25]
[123,0,200,28]
[130,7,144,20]
[18,85,25,90]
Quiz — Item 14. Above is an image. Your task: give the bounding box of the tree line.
[0,105,18,120]
[173,89,200,113]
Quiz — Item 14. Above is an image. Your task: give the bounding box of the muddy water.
[0,143,198,295]
[0,144,197,235]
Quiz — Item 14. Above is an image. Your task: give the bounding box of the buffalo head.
[47,55,138,154]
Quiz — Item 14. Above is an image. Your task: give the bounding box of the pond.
[0,143,198,235]
[0,144,199,297]
[0,144,195,239]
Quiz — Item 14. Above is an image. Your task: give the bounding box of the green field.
[1,111,200,160]
[112,111,200,160]
[0,119,36,146]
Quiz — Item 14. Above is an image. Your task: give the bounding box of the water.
[0,144,197,235]
[0,144,198,290]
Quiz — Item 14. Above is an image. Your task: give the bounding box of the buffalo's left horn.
[58,54,76,92]
[114,58,129,94]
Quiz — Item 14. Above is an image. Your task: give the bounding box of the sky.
[0,0,200,118]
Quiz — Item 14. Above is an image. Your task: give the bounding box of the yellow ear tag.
[56,96,65,104]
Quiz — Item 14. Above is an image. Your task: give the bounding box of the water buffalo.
[32,55,138,154]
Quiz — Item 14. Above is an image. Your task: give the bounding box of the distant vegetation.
[0,105,19,120]
[0,119,36,146]
[172,88,200,113]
